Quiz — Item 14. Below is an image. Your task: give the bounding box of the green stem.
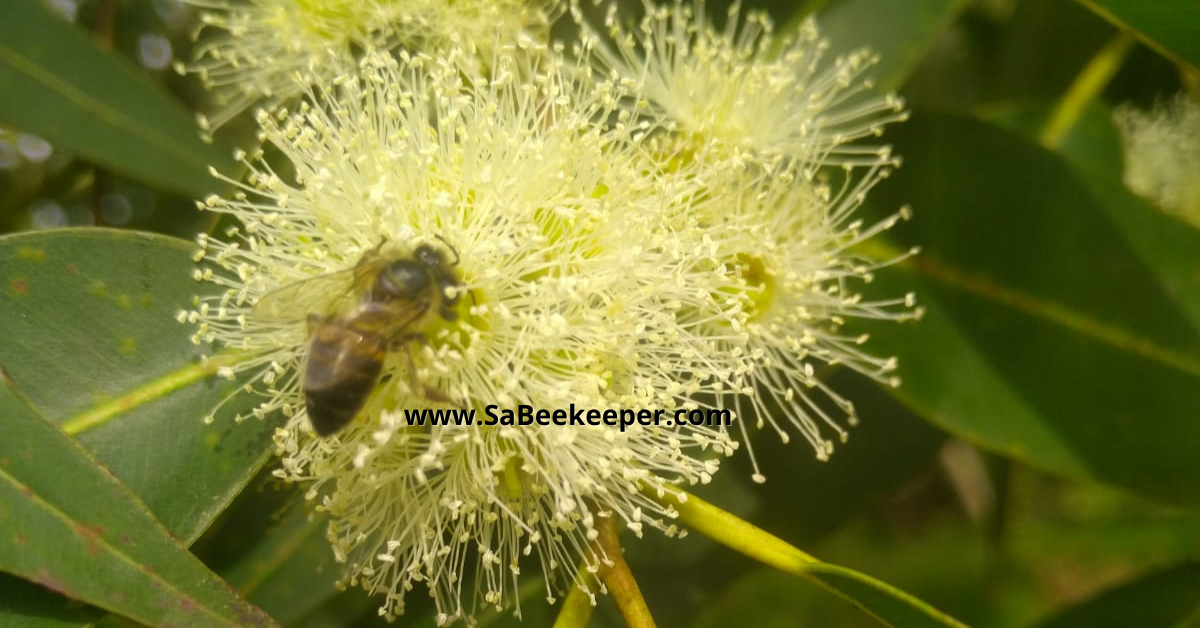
[647,486,818,572]
[551,565,597,628]
[596,516,657,628]
[1040,32,1134,148]
[60,352,245,436]
[649,487,972,628]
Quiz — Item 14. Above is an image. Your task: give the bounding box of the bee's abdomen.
[304,320,386,436]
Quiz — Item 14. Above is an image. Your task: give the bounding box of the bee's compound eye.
[414,244,443,268]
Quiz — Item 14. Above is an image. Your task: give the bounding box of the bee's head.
[418,234,460,268]
[413,243,446,269]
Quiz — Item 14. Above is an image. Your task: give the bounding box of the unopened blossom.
[186,47,735,622]
[582,0,907,175]
[180,0,562,130]
[1114,93,1200,228]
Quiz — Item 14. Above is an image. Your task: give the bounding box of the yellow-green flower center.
[290,0,382,40]
[730,253,776,323]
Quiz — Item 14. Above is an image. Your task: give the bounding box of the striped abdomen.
[303,318,387,436]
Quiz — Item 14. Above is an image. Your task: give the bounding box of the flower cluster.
[179,0,561,130]
[186,0,915,622]
[1114,93,1200,228]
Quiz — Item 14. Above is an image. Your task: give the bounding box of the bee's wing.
[357,298,434,339]
[250,267,362,324]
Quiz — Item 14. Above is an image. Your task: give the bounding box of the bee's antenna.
[358,236,388,264]
[434,233,460,266]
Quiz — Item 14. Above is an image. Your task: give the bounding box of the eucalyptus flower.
[579,0,917,478]
[180,0,562,130]
[187,47,736,622]
[1114,93,1200,228]
[187,0,916,620]
[582,0,907,175]
[695,162,919,480]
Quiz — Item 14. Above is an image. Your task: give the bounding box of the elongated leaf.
[1074,0,1200,69]
[865,112,1200,505]
[286,592,380,628]
[0,229,275,536]
[815,0,970,92]
[0,580,97,628]
[0,0,234,198]
[0,373,279,628]
[1032,562,1200,628]
[0,229,276,534]
[803,562,971,627]
[985,103,1200,335]
[1053,105,1200,335]
[219,508,339,625]
[740,370,945,542]
[0,229,277,626]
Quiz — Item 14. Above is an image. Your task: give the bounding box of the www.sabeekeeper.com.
[401,404,733,431]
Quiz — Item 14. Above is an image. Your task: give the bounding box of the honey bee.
[255,238,464,436]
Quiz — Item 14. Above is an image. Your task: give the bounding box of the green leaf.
[0,229,277,626]
[1053,105,1200,335]
[802,562,972,627]
[1031,562,1200,628]
[286,592,382,628]
[1074,0,1200,70]
[814,0,970,92]
[0,373,280,628]
[219,509,339,625]
[693,486,1200,628]
[666,490,972,628]
[0,0,235,199]
[0,228,275,536]
[0,579,98,628]
[985,102,1200,334]
[864,112,1200,505]
[737,370,946,542]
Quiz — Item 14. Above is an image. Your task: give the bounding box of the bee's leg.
[395,334,463,409]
